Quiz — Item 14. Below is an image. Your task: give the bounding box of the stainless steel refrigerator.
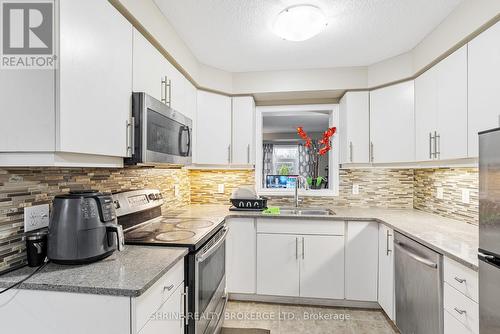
[479,128,500,334]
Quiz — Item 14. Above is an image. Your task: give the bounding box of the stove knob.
[158,193,163,199]
[148,193,155,200]
[113,200,121,209]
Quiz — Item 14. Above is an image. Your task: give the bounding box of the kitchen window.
[256,104,340,196]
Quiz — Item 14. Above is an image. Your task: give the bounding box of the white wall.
[116,0,499,95]
[232,67,367,94]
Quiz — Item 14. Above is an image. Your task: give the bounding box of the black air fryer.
[47,190,124,264]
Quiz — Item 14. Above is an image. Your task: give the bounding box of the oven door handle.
[196,227,229,262]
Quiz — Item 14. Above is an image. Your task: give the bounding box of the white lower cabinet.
[257,233,301,297]
[378,225,395,320]
[226,218,257,294]
[445,309,474,334]
[138,283,184,334]
[345,221,378,301]
[0,259,185,334]
[300,235,345,299]
[256,220,345,299]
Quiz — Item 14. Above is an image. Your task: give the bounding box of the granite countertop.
[167,205,479,271]
[0,246,188,297]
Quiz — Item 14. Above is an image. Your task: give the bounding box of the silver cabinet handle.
[126,117,135,157]
[454,277,466,284]
[181,286,189,326]
[436,131,440,159]
[161,77,166,103]
[247,144,250,163]
[370,142,374,162]
[295,237,299,260]
[429,132,434,159]
[349,141,353,162]
[386,230,392,256]
[394,241,438,268]
[454,307,467,315]
[433,131,440,159]
[167,78,172,107]
[227,145,231,163]
[302,237,305,260]
[164,284,175,292]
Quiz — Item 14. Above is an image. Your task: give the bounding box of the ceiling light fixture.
[273,5,328,42]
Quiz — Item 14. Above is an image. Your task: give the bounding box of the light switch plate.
[24,204,49,232]
[352,184,359,195]
[436,187,444,200]
[174,184,180,197]
[462,189,470,204]
[217,184,225,194]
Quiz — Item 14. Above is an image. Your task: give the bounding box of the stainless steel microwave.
[125,92,192,166]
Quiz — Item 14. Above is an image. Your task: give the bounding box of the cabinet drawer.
[444,283,479,334]
[135,260,184,332]
[257,219,344,235]
[444,309,474,334]
[444,257,478,302]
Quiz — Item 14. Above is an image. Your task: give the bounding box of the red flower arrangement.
[296,126,337,189]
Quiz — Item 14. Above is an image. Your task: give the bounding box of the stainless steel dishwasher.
[394,232,443,334]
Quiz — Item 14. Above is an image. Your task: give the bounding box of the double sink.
[279,207,336,216]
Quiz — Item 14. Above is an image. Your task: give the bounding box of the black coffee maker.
[47,190,124,264]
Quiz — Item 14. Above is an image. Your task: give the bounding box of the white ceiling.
[153,0,463,72]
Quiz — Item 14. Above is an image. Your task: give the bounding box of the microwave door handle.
[186,127,191,156]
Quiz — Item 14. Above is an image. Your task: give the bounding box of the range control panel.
[112,189,164,217]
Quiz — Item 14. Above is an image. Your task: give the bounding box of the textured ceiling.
[153,0,463,72]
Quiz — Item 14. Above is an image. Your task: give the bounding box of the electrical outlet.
[217,184,225,194]
[174,184,180,197]
[24,204,49,232]
[436,187,444,200]
[352,184,359,195]
[462,189,470,204]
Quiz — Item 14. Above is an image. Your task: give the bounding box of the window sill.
[257,188,338,197]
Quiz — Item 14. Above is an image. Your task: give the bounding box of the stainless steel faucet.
[294,175,309,207]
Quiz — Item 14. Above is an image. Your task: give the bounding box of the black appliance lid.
[56,190,109,199]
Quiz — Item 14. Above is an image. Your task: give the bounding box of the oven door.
[133,93,192,165]
[195,226,228,334]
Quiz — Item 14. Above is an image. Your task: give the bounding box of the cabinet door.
[437,45,468,160]
[345,221,378,301]
[196,91,232,164]
[226,218,256,294]
[232,96,255,164]
[340,92,370,164]
[378,225,395,320]
[132,29,165,102]
[370,81,415,163]
[58,0,132,157]
[468,21,500,157]
[138,283,183,334]
[300,235,344,299]
[256,234,300,297]
[415,66,438,161]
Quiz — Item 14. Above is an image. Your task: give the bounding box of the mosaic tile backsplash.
[0,166,479,275]
[0,167,190,274]
[414,168,479,225]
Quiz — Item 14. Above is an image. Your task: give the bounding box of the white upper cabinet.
[339,91,370,164]
[415,46,468,161]
[196,91,232,164]
[369,81,415,163]
[415,66,438,161]
[0,0,133,164]
[468,21,500,157]
[132,29,165,102]
[436,46,468,160]
[232,96,255,164]
[58,0,132,157]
